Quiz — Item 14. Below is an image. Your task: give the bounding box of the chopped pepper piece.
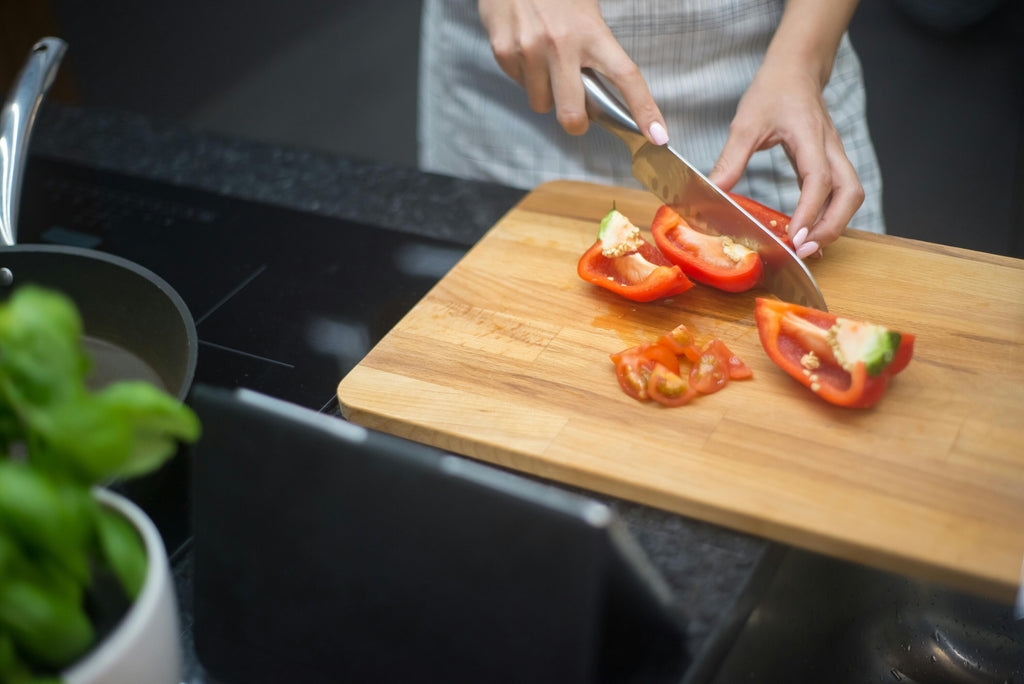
[578,208,694,302]
[609,325,751,407]
[688,339,752,393]
[609,342,681,401]
[651,205,764,292]
[647,363,697,407]
[754,298,914,409]
[689,343,730,395]
[656,323,699,358]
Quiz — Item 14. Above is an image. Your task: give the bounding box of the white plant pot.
[62,488,182,684]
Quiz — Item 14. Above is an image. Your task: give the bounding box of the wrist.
[767,0,859,87]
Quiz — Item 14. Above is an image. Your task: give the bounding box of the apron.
[419,0,885,234]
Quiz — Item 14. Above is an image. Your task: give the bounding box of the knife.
[581,68,827,311]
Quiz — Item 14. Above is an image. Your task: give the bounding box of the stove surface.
[19,156,468,412]
[16,155,470,552]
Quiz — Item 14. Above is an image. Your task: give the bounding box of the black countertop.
[31,103,771,682]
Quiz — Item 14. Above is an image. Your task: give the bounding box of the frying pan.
[0,38,197,400]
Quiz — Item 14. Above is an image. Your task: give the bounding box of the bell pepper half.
[728,192,794,247]
[578,208,694,302]
[754,298,915,409]
[650,205,764,293]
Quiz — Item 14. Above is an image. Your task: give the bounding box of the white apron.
[419,0,885,234]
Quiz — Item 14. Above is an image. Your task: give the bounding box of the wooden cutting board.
[337,180,1024,602]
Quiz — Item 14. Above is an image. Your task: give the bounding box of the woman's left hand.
[707,0,865,259]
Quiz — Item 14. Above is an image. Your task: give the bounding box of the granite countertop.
[32,103,772,682]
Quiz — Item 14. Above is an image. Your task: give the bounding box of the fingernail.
[796,240,819,259]
[648,122,669,145]
[791,227,809,249]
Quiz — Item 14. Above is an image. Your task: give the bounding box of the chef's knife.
[581,68,827,311]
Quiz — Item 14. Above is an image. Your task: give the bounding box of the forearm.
[766,0,861,87]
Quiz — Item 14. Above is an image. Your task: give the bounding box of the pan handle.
[0,37,67,248]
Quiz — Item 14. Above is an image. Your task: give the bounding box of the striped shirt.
[419,0,885,234]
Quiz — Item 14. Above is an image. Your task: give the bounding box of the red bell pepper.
[650,205,763,293]
[578,208,694,302]
[728,192,793,247]
[609,324,750,407]
[754,298,914,409]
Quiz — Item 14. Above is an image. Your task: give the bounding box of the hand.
[478,0,669,145]
[708,0,864,259]
[708,65,864,259]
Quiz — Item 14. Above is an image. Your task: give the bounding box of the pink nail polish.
[796,240,819,259]
[791,227,809,249]
[648,122,669,145]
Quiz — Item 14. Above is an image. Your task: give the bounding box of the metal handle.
[581,68,649,155]
[0,37,68,248]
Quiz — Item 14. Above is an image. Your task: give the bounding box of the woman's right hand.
[478,0,669,146]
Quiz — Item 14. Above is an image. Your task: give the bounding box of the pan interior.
[0,245,197,400]
[82,336,168,393]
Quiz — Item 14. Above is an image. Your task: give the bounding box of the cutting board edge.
[338,380,1019,604]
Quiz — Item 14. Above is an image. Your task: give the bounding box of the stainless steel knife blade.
[581,68,828,311]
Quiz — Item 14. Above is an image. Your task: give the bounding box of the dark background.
[4,0,1022,257]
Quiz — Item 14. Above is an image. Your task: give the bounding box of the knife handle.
[581,69,649,155]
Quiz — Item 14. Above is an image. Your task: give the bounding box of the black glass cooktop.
[18,156,469,412]
[16,155,471,552]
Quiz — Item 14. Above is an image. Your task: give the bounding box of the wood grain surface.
[337,180,1024,602]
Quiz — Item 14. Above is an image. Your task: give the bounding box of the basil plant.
[0,286,199,682]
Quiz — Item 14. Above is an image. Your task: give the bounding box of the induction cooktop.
[16,154,470,552]
[18,155,469,412]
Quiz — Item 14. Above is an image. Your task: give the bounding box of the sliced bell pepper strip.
[650,205,764,293]
[578,208,694,302]
[727,192,794,247]
[754,297,915,409]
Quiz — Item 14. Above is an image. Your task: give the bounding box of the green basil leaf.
[94,506,147,600]
[94,381,200,479]
[0,575,94,668]
[0,631,35,683]
[0,287,89,410]
[30,396,133,483]
[0,464,91,583]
